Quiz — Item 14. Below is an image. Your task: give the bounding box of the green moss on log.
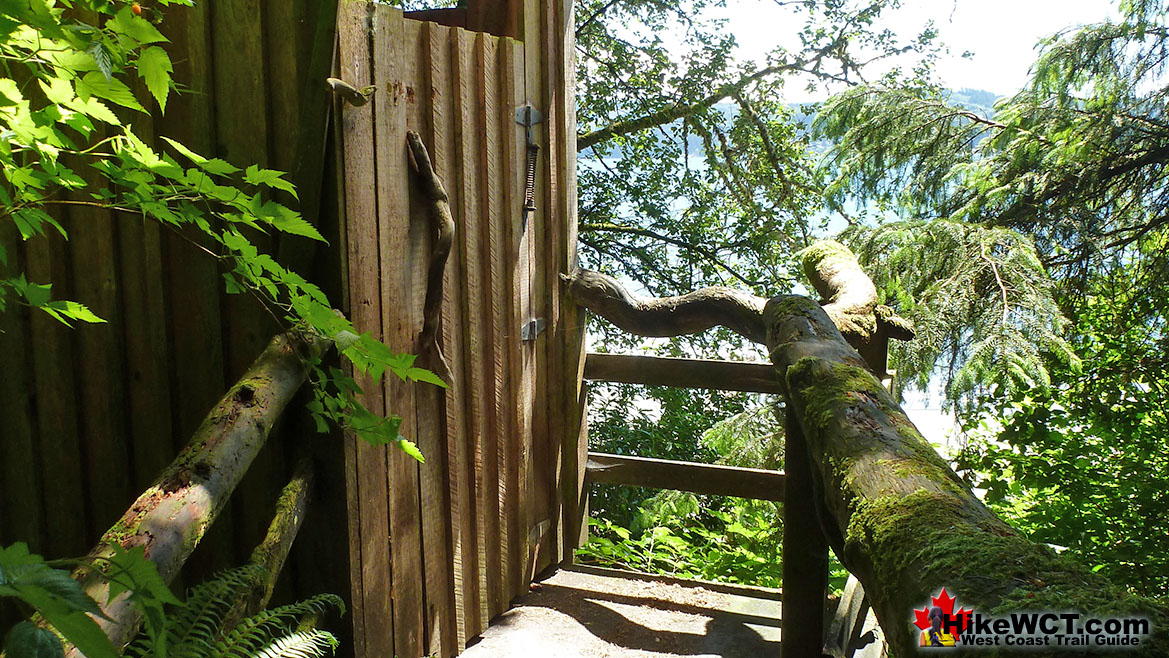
[799,239,855,283]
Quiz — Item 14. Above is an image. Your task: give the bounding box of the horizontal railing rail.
[583,352,782,394]
[585,452,785,502]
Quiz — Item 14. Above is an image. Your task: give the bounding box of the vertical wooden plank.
[427,20,478,649]
[500,36,532,600]
[339,2,392,656]
[474,30,507,619]
[373,7,426,658]
[553,0,587,562]
[212,0,282,564]
[783,414,829,657]
[120,75,176,497]
[522,0,557,573]
[277,0,340,274]
[453,26,492,637]
[156,1,230,580]
[118,217,175,490]
[406,17,458,657]
[69,191,131,537]
[537,0,568,567]
[264,0,304,175]
[25,234,86,557]
[0,226,45,552]
[211,0,275,379]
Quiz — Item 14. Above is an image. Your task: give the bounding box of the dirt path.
[460,566,783,657]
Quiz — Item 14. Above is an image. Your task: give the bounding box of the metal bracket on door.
[515,105,543,227]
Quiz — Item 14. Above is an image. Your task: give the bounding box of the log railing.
[580,349,821,655]
[584,352,781,393]
[585,452,785,502]
[567,241,1167,657]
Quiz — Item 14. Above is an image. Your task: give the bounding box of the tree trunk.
[63,329,330,656]
[564,240,1167,656]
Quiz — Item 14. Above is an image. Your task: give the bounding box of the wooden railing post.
[782,412,828,657]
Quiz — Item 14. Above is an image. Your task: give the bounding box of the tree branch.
[407,130,454,385]
[578,63,801,151]
[561,268,768,343]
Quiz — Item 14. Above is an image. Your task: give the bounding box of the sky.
[723,0,1120,101]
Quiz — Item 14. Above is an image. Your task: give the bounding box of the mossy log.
[765,295,1166,656]
[799,241,913,377]
[564,240,1167,656]
[63,330,330,656]
[215,456,316,636]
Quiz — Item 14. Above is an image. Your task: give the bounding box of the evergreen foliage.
[816,0,1169,407]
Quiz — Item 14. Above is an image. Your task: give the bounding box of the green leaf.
[40,300,106,326]
[405,366,449,389]
[107,7,168,45]
[398,438,426,463]
[39,77,73,105]
[244,164,298,199]
[77,72,144,113]
[0,78,22,106]
[3,621,64,658]
[136,47,172,113]
[255,202,325,242]
[104,545,179,606]
[85,40,113,81]
[20,591,119,658]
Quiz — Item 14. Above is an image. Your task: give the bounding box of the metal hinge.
[521,317,546,341]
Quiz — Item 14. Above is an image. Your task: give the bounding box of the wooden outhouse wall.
[0,0,340,573]
[335,0,584,656]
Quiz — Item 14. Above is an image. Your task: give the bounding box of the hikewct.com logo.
[913,588,1152,650]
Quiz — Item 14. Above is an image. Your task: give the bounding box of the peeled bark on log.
[564,257,1167,656]
[63,330,330,656]
[561,269,767,344]
[800,240,913,376]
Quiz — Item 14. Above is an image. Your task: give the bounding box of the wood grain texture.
[403,15,458,657]
[555,0,588,560]
[499,36,530,602]
[453,27,491,636]
[338,3,391,656]
[583,353,782,394]
[522,0,556,576]
[427,20,477,648]
[373,8,425,658]
[585,453,786,502]
[475,30,507,617]
[25,233,86,556]
[0,225,44,552]
[68,184,131,536]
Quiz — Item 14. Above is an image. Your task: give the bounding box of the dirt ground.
[460,565,783,657]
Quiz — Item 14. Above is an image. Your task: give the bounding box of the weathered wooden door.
[335,1,583,656]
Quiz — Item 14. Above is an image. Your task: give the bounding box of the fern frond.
[124,564,268,658]
[217,593,345,658]
[252,631,339,658]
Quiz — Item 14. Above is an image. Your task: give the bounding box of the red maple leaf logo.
[913,588,971,633]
